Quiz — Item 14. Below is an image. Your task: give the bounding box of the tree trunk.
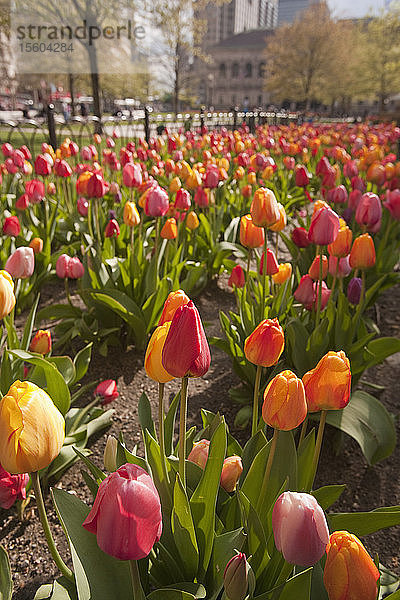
[68,73,75,117]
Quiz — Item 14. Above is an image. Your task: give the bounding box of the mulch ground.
[3,276,400,599]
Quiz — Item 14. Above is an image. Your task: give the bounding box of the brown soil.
[2,277,400,599]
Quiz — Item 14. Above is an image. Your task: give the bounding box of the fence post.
[200,111,205,134]
[47,103,57,150]
[144,106,150,143]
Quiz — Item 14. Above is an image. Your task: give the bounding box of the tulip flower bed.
[0,120,400,599]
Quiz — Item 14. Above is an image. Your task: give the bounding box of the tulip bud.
[188,439,210,469]
[240,214,265,249]
[303,350,351,412]
[250,187,280,228]
[291,226,311,248]
[259,249,279,276]
[262,370,307,430]
[223,553,250,600]
[244,318,285,368]
[0,270,16,319]
[5,247,34,279]
[347,277,362,304]
[161,217,178,240]
[308,207,340,246]
[349,233,376,269]
[83,463,162,560]
[158,289,190,325]
[220,455,243,492]
[323,531,380,600]
[30,330,52,355]
[104,435,118,472]
[105,219,120,238]
[0,466,29,509]
[272,492,329,566]
[94,380,118,405]
[186,211,200,230]
[228,265,245,288]
[0,381,64,473]
[29,237,44,255]
[145,322,175,383]
[3,216,21,237]
[272,262,292,285]
[162,300,211,378]
[308,255,328,281]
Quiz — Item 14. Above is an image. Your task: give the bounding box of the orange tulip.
[29,237,44,255]
[269,203,287,232]
[169,177,181,194]
[308,255,328,281]
[30,330,51,355]
[244,318,285,368]
[262,370,307,430]
[220,456,243,492]
[158,289,190,325]
[186,211,199,230]
[161,218,178,240]
[302,351,351,412]
[76,171,92,197]
[323,531,380,600]
[144,322,175,383]
[248,172,257,185]
[188,439,210,469]
[240,214,265,248]
[250,187,280,228]
[328,226,352,258]
[272,262,292,285]
[349,234,376,269]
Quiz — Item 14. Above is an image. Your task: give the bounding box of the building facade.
[277,0,319,25]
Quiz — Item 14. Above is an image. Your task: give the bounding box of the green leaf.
[311,485,346,511]
[51,488,132,600]
[205,528,245,600]
[147,591,196,600]
[48,357,76,386]
[138,392,156,439]
[328,508,400,537]
[171,474,199,580]
[279,568,312,600]
[72,447,106,483]
[73,344,93,384]
[9,350,71,415]
[190,421,227,578]
[164,391,180,456]
[21,294,40,351]
[364,337,400,369]
[0,545,13,600]
[324,391,396,465]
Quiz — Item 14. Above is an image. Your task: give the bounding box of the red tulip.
[3,216,20,237]
[348,189,362,211]
[104,219,120,238]
[83,463,162,560]
[25,179,45,204]
[291,226,311,248]
[77,196,89,216]
[175,188,191,211]
[94,379,118,405]
[162,300,211,378]
[295,165,310,187]
[1,143,13,157]
[16,194,29,211]
[308,207,340,245]
[0,465,28,509]
[34,154,52,176]
[259,249,279,275]
[54,159,73,178]
[87,173,108,198]
[194,187,209,207]
[294,275,314,309]
[228,265,245,288]
[204,166,219,189]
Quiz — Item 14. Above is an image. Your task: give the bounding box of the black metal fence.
[0,104,299,150]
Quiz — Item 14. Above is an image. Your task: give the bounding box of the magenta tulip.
[145,186,169,217]
[5,247,34,279]
[0,465,28,509]
[122,162,142,188]
[272,491,329,567]
[94,379,118,405]
[77,196,89,217]
[83,463,162,560]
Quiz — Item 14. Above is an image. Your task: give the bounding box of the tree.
[146,0,227,114]
[264,2,354,109]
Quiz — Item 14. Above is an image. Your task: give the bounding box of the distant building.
[202,29,273,110]
[277,0,319,25]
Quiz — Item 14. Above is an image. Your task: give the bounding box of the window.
[219,63,226,78]
[245,63,252,78]
[258,62,266,78]
[232,63,239,78]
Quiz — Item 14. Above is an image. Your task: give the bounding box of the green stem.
[308,410,327,491]
[256,428,279,513]
[179,376,189,488]
[31,471,74,581]
[315,245,324,327]
[298,414,308,449]
[330,257,339,296]
[261,227,268,321]
[246,249,252,285]
[163,240,169,278]
[129,559,146,600]
[251,364,263,437]
[64,278,73,306]
[158,383,170,485]
[69,397,99,434]
[351,269,366,342]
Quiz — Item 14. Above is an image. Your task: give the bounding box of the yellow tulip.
[144,322,175,383]
[0,381,65,473]
[0,270,16,319]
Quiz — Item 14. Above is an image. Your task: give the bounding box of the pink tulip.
[25,180,45,204]
[94,379,118,405]
[16,194,30,211]
[12,149,25,168]
[294,275,314,309]
[145,186,169,217]
[81,146,93,161]
[56,254,70,278]
[87,173,108,198]
[308,207,340,245]
[122,162,142,188]
[5,159,18,174]
[175,188,191,211]
[0,465,29,509]
[3,216,21,237]
[355,192,382,230]
[34,154,52,176]
[69,257,85,279]
[384,189,400,220]
[82,463,162,560]
[204,166,219,189]
[327,185,348,204]
[312,281,331,311]
[1,143,13,157]
[343,160,358,178]
[272,491,329,567]
[77,196,89,217]
[328,255,351,278]
[5,247,34,279]
[54,159,73,178]
[348,189,362,211]
[194,187,209,208]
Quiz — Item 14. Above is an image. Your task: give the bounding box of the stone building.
[197,28,272,110]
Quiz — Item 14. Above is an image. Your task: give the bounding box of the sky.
[327,0,386,18]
